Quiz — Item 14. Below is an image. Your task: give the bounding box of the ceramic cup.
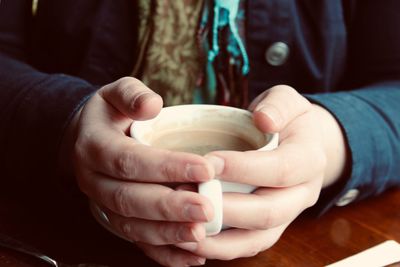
[131,104,279,235]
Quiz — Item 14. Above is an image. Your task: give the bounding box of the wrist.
[312,104,349,188]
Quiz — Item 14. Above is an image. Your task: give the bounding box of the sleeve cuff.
[305,86,399,215]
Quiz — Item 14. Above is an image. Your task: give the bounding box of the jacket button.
[265,42,290,66]
[335,189,360,207]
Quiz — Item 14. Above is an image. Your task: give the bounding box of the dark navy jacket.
[0,0,399,213]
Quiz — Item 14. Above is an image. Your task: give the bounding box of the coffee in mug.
[131,104,278,235]
[150,129,257,155]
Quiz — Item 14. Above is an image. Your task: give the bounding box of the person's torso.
[25,0,352,101]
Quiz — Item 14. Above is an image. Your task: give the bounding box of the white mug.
[131,104,279,235]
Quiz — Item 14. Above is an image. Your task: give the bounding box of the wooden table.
[1,182,399,267]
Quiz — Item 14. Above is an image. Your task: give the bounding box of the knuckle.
[160,153,181,182]
[112,184,132,216]
[160,163,173,182]
[157,191,175,220]
[154,223,173,245]
[156,224,172,244]
[116,78,144,100]
[119,83,134,100]
[100,77,144,100]
[117,77,142,94]
[157,223,182,244]
[161,163,178,183]
[114,151,138,179]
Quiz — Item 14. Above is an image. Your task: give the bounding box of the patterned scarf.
[133,0,248,107]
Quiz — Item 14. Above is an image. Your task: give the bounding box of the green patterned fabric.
[132,0,204,106]
[132,0,248,107]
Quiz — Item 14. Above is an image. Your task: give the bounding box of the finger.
[99,77,163,121]
[249,85,311,133]
[222,178,322,230]
[206,140,326,187]
[76,94,214,183]
[77,78,213,184]
[137,243,206,267]
[103,209,206,245]
[76,129,214,183]
[176,224,288,260]
[79,172,214,221]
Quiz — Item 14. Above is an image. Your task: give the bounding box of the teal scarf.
[209,0,249,75]
[195,0,249,107]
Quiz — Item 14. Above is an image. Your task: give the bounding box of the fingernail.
[186,164,211,181]
[176,242,198,252]
[256,105,282,127]
[184,204,209,222]
[205,155,224,176]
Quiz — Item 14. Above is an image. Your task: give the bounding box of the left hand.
[139,85,348,265]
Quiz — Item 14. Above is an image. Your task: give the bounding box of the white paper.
[326,240,400,267]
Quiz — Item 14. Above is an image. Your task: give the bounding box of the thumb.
[250,85,311,133]
[98,77,163,121]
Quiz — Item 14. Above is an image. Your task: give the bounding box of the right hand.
[69,77,214,266]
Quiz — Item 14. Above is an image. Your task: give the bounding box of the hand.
[66,77,216,267]
[173,85,348,260]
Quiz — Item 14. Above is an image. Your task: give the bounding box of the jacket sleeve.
[307,83,400,214]
[0,1,96,185]
[306,0,400,214]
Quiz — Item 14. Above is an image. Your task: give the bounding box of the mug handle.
[198,179,223,236]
